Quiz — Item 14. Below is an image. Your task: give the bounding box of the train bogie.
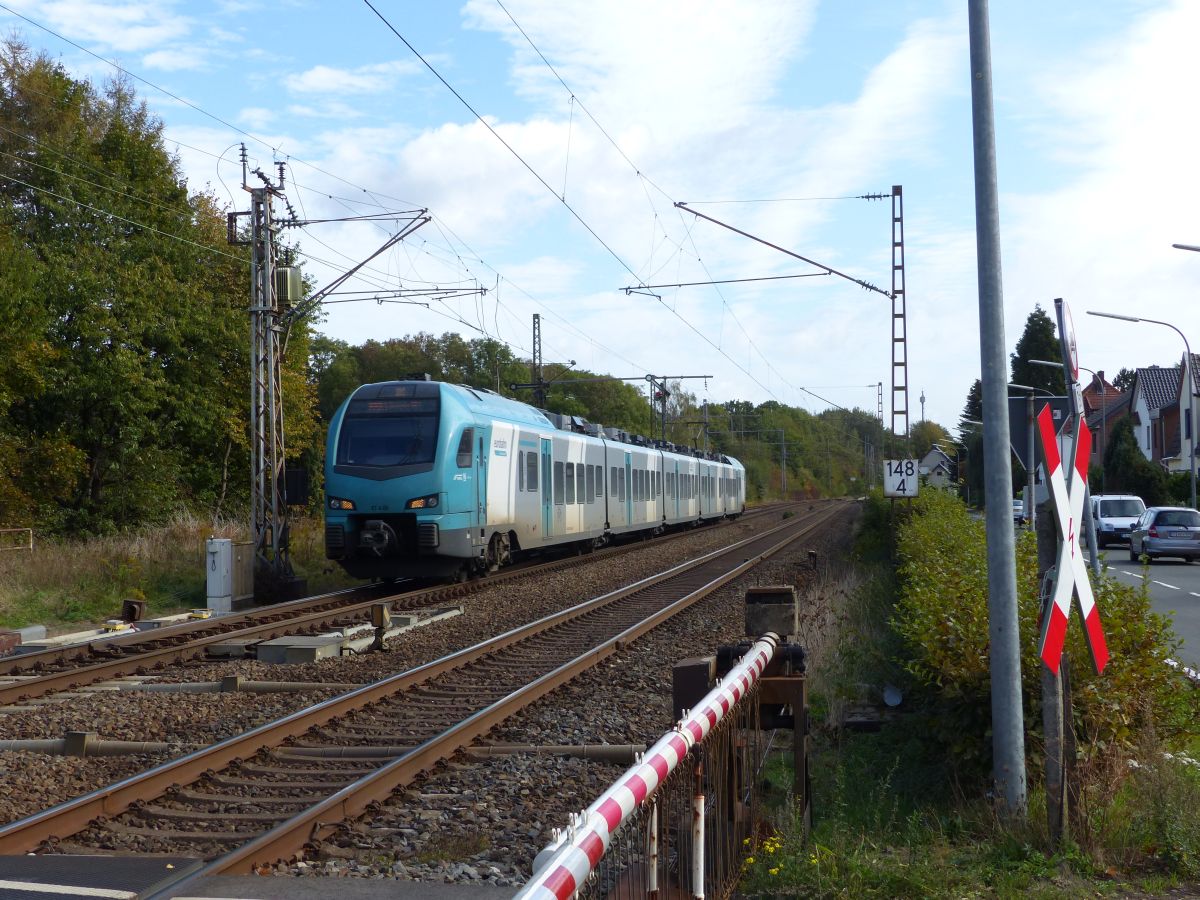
[324,380,746,581]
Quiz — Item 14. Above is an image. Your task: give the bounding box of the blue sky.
[3,0,1198,436]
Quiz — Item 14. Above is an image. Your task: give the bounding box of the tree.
[911,419,952,457]
[0,42,317,531]
[1103,417,1168,505]
[1010,305,1064,393]
[957,379,984,506]
[1113,367,1136,393]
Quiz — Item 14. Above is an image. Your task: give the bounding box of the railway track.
[0,501,843,895]
[0,503,791,707]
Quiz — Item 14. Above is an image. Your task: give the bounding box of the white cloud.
[141,48,203,71]
[284,60,421,96]
[1002,1,1200,394]
[8,0,193,53]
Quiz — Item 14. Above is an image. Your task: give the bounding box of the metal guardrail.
[0,528,32,552]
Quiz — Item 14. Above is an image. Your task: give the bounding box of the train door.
[628,453,638,525]
[672,460,679,520]
[541,438,552,540]
[475,432,485,524]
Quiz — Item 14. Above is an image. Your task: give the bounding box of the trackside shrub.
[891,489,1197,779]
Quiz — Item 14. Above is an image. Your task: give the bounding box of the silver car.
[1129,506,1200,563]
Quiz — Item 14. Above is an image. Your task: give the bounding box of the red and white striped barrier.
[515,633,779,900]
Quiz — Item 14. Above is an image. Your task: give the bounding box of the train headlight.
[406,493,440,509]
[328,496,356,511]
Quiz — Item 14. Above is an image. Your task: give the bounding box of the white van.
[1091,494,1146,547]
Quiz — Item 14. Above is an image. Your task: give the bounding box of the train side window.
[456,428,474,467]
[518,452,525,491]
[554,461,565,505]
[565,462,576,504]
[585,464,595,502]
[526,452,538,491]
[619,468,626,502]
[611,466,618,497]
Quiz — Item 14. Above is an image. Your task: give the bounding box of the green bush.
[890,489,1197,779]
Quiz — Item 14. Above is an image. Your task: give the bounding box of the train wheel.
[487,533,511,572]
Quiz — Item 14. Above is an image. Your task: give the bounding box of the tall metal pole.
[780,430,787,498]
[968,0,1026,817]
[1100,380,1107,493]
[1026,392,1036,533]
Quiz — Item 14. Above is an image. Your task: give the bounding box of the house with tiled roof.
[1085,389,1130,476]
[1080,370,1126,471]
[1162,353,1200,476]
[1128,365,1181,463]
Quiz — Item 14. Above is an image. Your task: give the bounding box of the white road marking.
[0,881,136,899]
[1121,571,1144,579]
[1190,592,1200,598]
[1153,581,1181,590]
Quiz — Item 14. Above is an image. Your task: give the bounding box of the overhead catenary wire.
[0,6,629,381]
[362,0,642,283]
[360,2,828,405]
[3,2,881,419]
[491,0,859,412]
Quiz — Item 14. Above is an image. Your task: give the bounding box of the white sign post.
[883,459,919,497]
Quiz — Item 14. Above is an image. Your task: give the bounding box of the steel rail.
[154,505,845,895]
[0,504,791,705]
[0,504,841,871]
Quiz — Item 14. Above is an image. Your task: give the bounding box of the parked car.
[1011,498,1026,526]
[1128,506,1200,563]
[1091,494,1146,547]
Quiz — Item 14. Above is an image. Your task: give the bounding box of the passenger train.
[324,379,747,581]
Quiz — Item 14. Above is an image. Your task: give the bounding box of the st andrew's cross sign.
[1036,404,1109,674]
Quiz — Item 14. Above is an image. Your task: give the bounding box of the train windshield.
[336,396,440,467]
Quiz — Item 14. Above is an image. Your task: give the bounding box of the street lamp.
[1008,384,1052,532]
[960,418,983,507]
[1032,359,1106,493]
[1088,310,1196,510]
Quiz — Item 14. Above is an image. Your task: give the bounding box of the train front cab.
[324,382,489,580]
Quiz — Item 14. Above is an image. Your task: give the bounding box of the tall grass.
[0,512,359,630]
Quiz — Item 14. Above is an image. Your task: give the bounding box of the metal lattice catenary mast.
[891,185,909,442]
[246,178,295,595]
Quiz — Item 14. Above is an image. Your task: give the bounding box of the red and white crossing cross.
[1036,404,1109,674]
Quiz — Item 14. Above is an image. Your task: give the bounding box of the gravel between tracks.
[0,502,860,890]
